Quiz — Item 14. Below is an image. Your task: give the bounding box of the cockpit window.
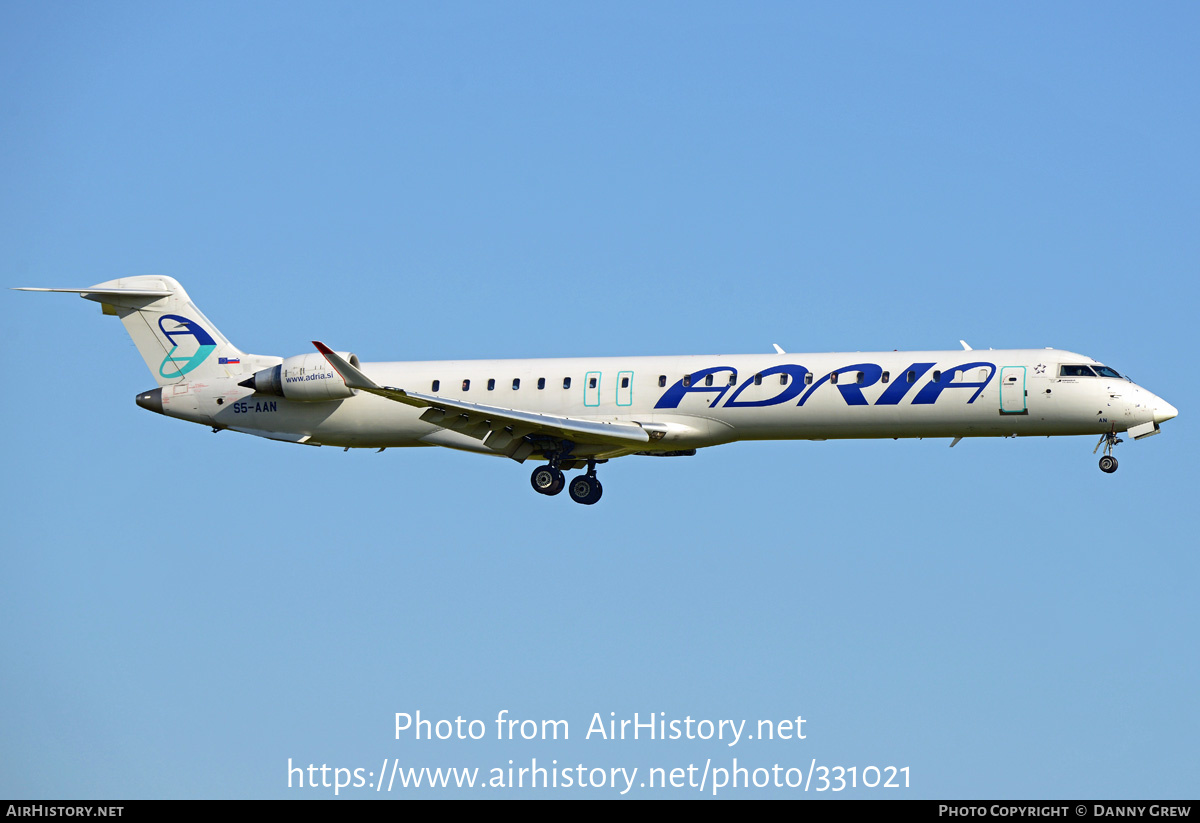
[1059,365,1097,377]
[1093,365,1122,379]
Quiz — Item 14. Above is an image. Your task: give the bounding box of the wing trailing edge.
[311,341,652,457]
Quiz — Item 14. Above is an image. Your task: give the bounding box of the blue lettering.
[797,363,883,406]
[655,367,739,409]
[874,362,936,405]
[651,359,997,410]
[911,362,996,405]
[723,365,810,408]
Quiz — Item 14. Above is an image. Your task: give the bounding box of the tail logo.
[158,314,216,378]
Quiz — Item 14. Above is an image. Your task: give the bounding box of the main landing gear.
[530,465,565,495]
[1094,429,1122,474]
[568,473,603,505]
[530,458,603,505]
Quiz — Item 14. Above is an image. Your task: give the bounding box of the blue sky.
[2,2,1197,798]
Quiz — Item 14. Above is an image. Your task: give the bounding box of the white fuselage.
[158,348,1176,457]
[23,277,1178,502]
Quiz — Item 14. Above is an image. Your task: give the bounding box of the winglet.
[312,341,385,392]
[772,343,786,354]
[959,340,972,351]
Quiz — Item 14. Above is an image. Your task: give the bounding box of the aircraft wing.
[313,342,651,458]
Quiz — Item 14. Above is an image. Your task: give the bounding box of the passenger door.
[999,366,1027,414]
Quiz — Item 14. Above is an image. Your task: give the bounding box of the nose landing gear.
[1094,429,1122,474]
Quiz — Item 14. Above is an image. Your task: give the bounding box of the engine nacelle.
[239,352,360,401]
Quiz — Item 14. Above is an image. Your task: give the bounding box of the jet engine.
[238,352,360,401]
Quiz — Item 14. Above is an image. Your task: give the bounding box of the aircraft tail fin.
[16,276,248,386]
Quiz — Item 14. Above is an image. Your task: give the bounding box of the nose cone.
[1154,399,1178,424]
[135,387,164,415]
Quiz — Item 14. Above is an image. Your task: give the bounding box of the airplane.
[17,276,1178,504]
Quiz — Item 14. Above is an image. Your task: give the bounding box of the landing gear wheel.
[568,474,603,505]
[1094,429,1123,474]
[531,466,565,495]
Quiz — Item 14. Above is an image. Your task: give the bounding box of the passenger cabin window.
[487,378,495,391]
[462,379,470,391]
[932,370,942,383]
[512,378,520,390]
[906,370,916,383]
[432,380,440,392]
[683,375,692,387]
[658,375,666,387]
[563,377,571,389]
[728,373,737,385]
[621,376,630,389]
[588,376,597,389]
[781,374,789,385]
[704,374,714,386]
[881,371,890,383]
[855,371,865,384]
[803,373,812,385]
[537,377,545,390]
[830,372,838,385]
[1060,365,1098,377]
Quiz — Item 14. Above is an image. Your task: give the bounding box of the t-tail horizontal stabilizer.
[14,286,174,298]
[16,277,246,386]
